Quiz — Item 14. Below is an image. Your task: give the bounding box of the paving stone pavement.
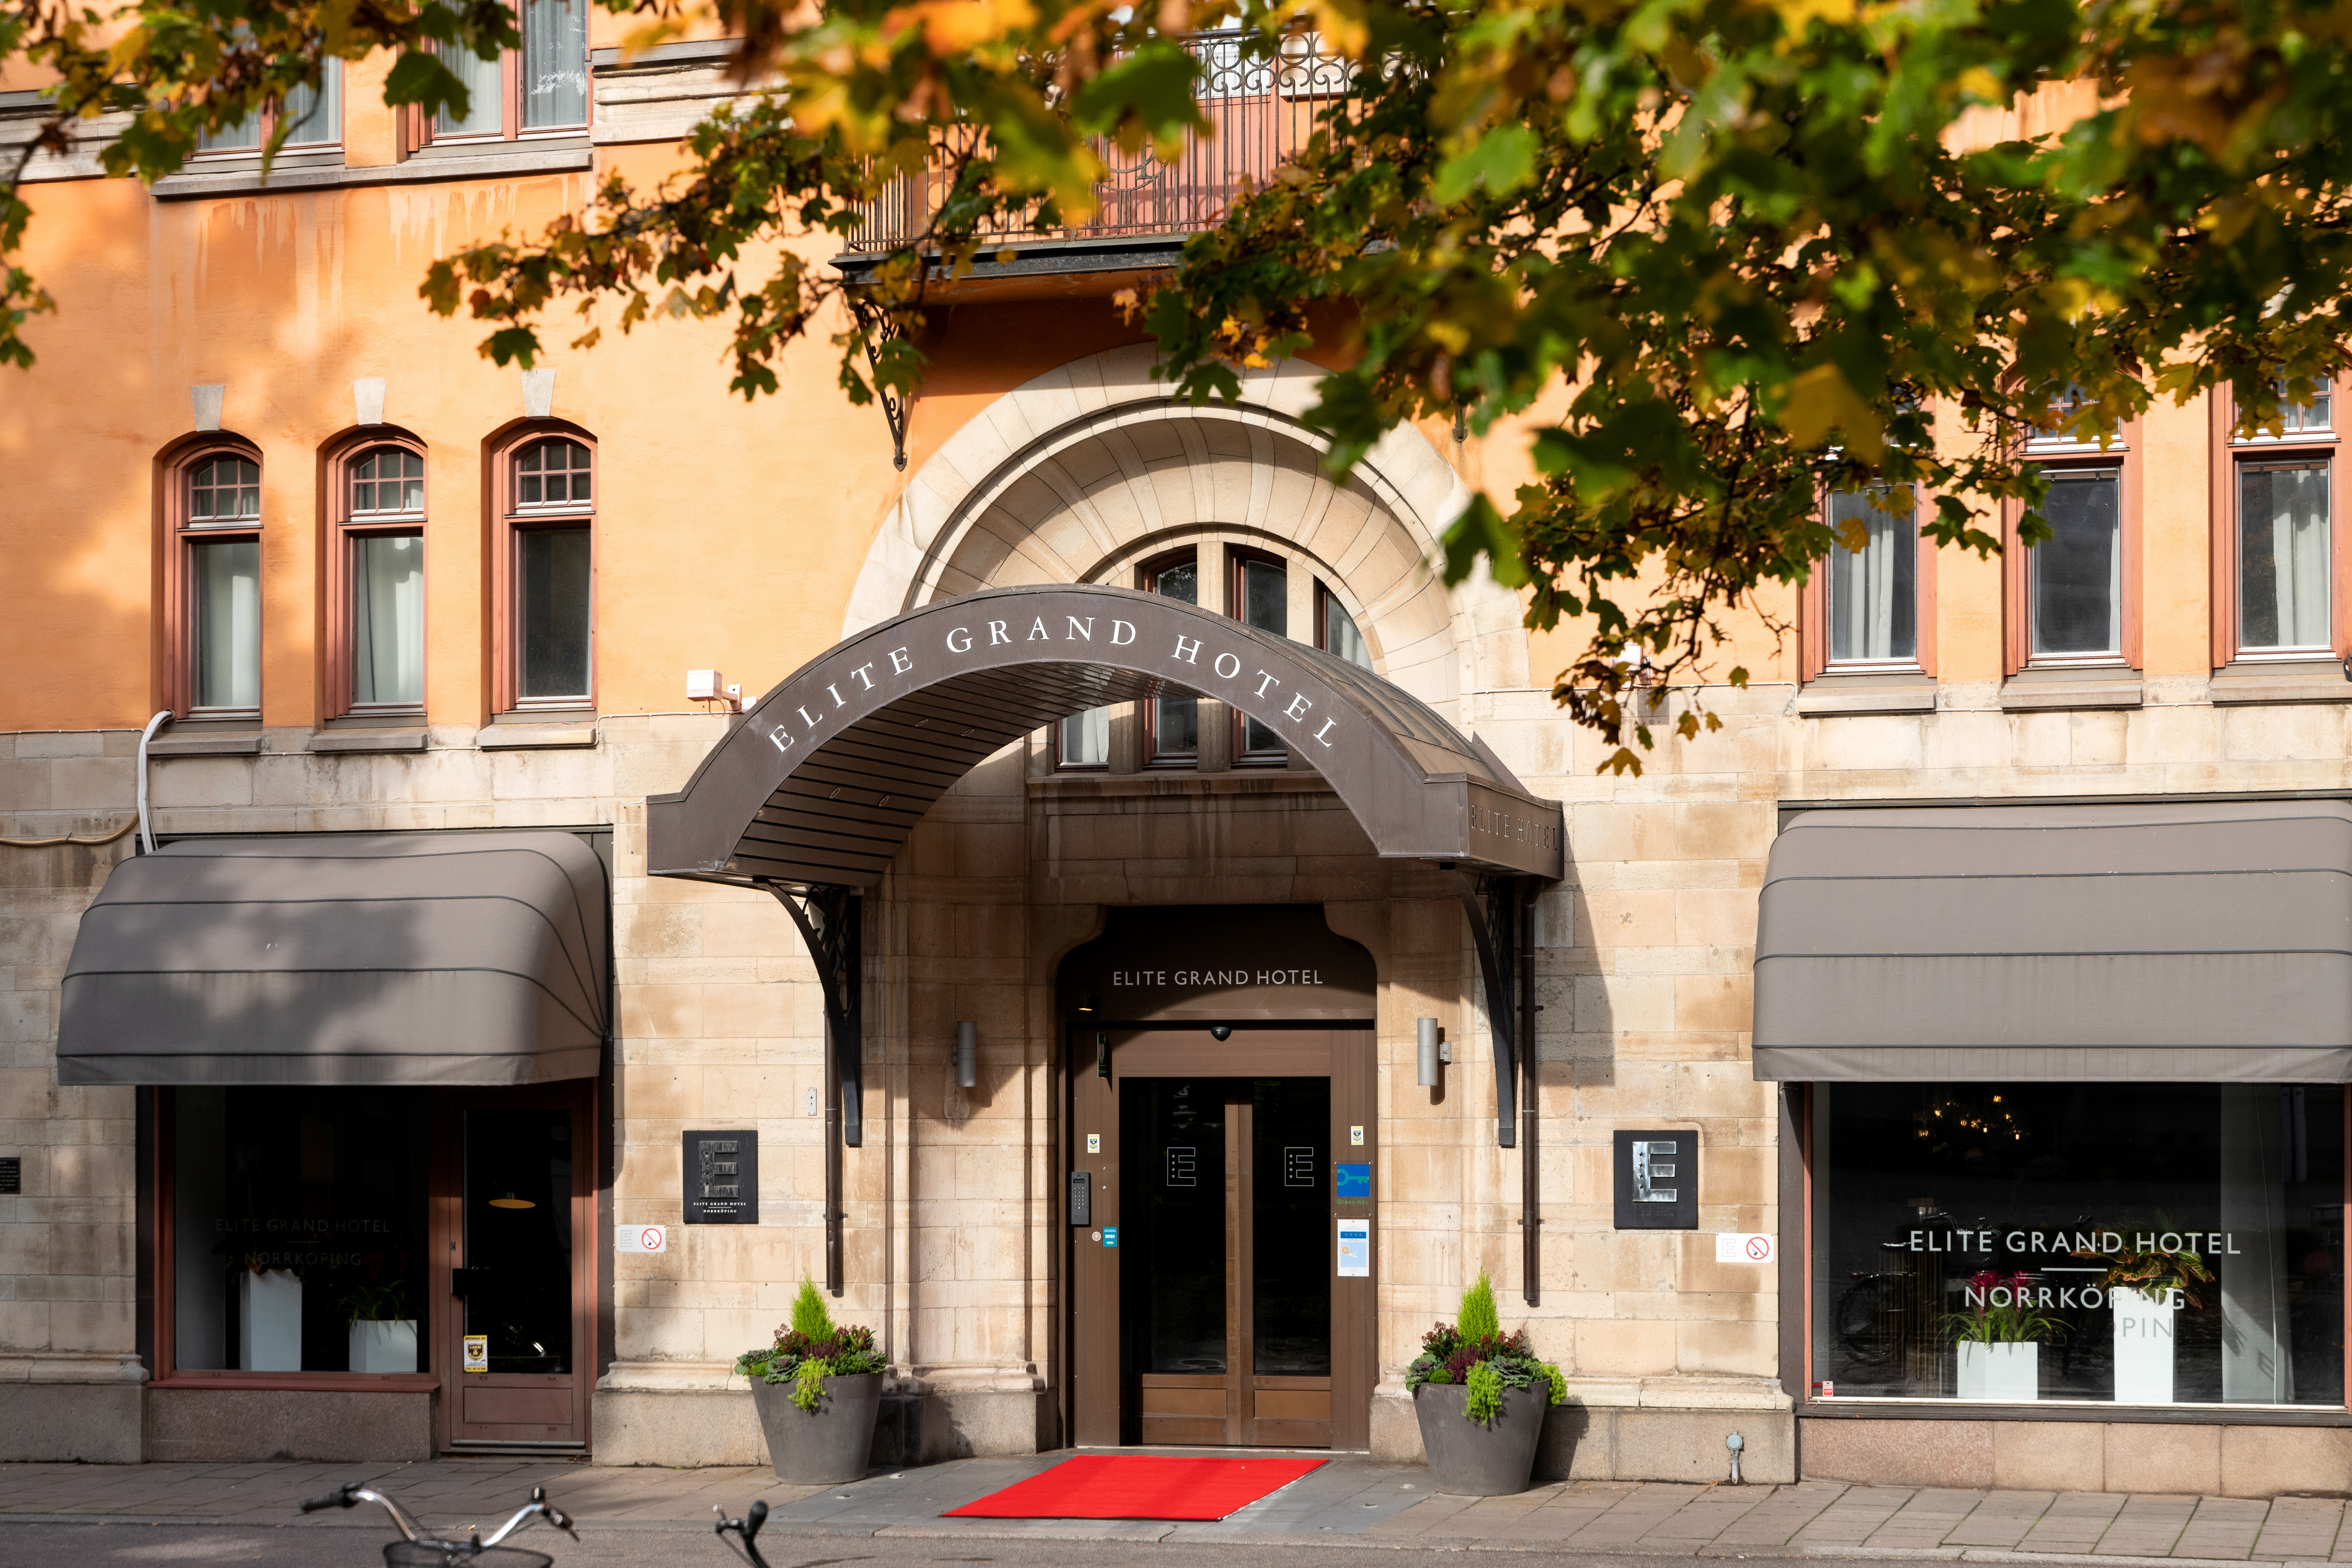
[4,1455,2352,1560]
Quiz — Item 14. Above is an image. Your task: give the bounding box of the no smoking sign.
[1714,1232,1774,1264]
[616,1224,669,1254]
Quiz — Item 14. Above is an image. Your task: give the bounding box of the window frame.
[1138,548,1202,767]
[491,426,598,715]
[2210,383,2347,667]
[2004,415,2143,676]
[1227,546,1292,766]
[1801,480,1939,681]
[191,59,345,159]
[1312,577,1376,671]
[162,440,267,722]
[325,433,430,720]
[409,0,592,151]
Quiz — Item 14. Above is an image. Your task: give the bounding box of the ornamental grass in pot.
[2084,1239,2212,1405]
[1946,1270,2067,1401]
[1407,1272,1566,1496]
[735,1279,887,1484]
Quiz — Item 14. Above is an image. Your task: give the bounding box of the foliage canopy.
[11,0,2352,766]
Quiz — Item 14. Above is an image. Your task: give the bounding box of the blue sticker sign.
[1334,1162,1371,1199]
[1102,1226,1119,1248]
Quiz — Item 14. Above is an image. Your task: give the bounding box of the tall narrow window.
[511,438,593,705]
[1822,488,1918,666]
[1145,554,1199,763]
[173,450,263,718]
[340,445,426,712]
[1234,554,1289,759]
[425,0,588,144]
[1057,708,1110,769]
[2239,462,2331,652]
[2029,468,2123,661]
[1316,580,1372,670]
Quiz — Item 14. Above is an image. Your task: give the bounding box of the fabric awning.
[57,832,608,1086]
[1753,800,2352,1082]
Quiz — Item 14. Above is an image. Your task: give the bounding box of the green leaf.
[1432,126,1538,206]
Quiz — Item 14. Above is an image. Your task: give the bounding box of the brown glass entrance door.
[436,1085,594,1450]
[1070,1027,1374,1450]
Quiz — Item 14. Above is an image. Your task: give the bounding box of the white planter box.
[1956,1340,2038,1401]
[2112,1288,2176,1404]
[240,1269,303,1372]
[350,1318,418,1374]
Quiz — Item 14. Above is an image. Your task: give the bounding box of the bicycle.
[299,1482,577,1566]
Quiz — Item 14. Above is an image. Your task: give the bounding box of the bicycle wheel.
[383,1544,553,1568]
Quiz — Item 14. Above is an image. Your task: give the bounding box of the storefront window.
[1811,1083,2344,1406]
[171,1087,430,1374]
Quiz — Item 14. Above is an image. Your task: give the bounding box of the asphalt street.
[0,1523,1876,1568]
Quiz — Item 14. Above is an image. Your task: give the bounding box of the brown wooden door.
[1069,1026,1375,1450]
[435,1083,594,1450]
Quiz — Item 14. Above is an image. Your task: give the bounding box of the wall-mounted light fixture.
[1416,1017,1451,1087]
[955,1020,977,1090]
[1074,990,1098,1015]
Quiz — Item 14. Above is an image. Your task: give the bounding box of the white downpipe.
[136,711,171,854]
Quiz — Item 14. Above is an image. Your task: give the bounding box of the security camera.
[1210,1025,1232,1041]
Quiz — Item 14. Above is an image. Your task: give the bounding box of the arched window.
[494,432,595,711]
[329,439,428,715]
[166,445,264,719]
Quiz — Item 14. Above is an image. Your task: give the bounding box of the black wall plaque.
[1613,1129,1697,1230]
[1068,1171,1091,1226]
[684,1130,758,1224]
[0,1156,17,1195]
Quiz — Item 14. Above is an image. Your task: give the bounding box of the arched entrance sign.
[642,585,1563,1285]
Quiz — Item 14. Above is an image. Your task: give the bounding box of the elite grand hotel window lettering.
[1811,1083,2345,1406]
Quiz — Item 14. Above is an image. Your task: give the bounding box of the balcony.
[840,32,1350,283]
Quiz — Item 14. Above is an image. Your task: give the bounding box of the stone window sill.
[2208,658,2352,706]
[1998,673,2143,712]
[476,724,599,750]
[308,729,428,754]
[1801,1398,2352,1427]
[1794,674,1936,717]
[146,732,263,757]
[154,144,591,201]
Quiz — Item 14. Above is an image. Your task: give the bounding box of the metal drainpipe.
[135,711,172,853]
[1520,882,1539,1306]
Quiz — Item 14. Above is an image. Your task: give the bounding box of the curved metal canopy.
[645,584,1562,886]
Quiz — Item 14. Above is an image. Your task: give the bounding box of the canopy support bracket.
[764,882,863,1297]
[848,298,910,471]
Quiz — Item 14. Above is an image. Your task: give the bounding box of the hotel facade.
[2,28,2349,1495]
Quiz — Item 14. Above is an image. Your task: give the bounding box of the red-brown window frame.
[1138,548,1201,767]
[402,0,592,153]
[323,432,430,720]
[1312,577,1374,669]
[1798,482,1940,682]
[160,438,265,721]
[2002,417,2144,677]
[1227,546,1292,766]
[490,426,597,715]
[2209,383,2348,668]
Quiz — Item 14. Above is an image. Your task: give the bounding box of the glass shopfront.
[170,1087,431,1373]
[1811,1083,2346,1406]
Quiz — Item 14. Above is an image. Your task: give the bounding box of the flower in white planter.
[1945,1270,2065,1401]
[2086,1240,2209,1406]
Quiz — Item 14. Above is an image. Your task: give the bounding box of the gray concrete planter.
[750,1371,884,1484]
[1413,1380,1546,1497]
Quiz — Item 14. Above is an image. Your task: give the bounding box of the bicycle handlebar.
[299,1484,360,1514]
[294,1483,572,1552]
[714,1499,771,1568]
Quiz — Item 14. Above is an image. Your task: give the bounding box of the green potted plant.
[735,1279,887,1483]
[2085,1240,2212,1405]
[1947,1270,2067,1400]
[342,1279,416,1373]
[1405,1271,1566,1495]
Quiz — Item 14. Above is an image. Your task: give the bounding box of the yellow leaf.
[1783,362,1884,458]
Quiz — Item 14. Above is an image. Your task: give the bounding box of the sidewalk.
[4,1452,2351,1561]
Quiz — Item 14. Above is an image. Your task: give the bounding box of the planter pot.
[1955,1341,2038,1401]
[1412,1380,1546,1497]
[240,1269,303,1372]
[750,1372,884,1485]
[349,1318,418,1374]
[2112,1287,2177,1405]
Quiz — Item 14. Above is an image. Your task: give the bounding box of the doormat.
[943,1455,1326,1521]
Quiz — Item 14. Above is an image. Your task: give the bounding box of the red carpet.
[943,1455,1326,1520]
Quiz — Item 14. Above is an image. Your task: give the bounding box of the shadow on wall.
[1535,881,1612,1090]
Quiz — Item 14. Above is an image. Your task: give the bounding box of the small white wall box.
[686,670,724,702]
[241,1268,303,1370]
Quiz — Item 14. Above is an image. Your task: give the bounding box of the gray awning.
[1753,800,2352,1082]
[58,833,608,1087]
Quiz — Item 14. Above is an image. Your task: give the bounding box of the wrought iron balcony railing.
[844,32,1351,255]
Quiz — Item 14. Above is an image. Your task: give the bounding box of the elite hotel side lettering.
[1111,969,1327,988]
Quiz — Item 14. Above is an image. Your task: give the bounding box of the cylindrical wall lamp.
[955,1021,977,1090]
[1416,1017,1450,1086]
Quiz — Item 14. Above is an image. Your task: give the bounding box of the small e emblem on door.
[1165,1147,1197,1187]
[1283,1147,1316,1187]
